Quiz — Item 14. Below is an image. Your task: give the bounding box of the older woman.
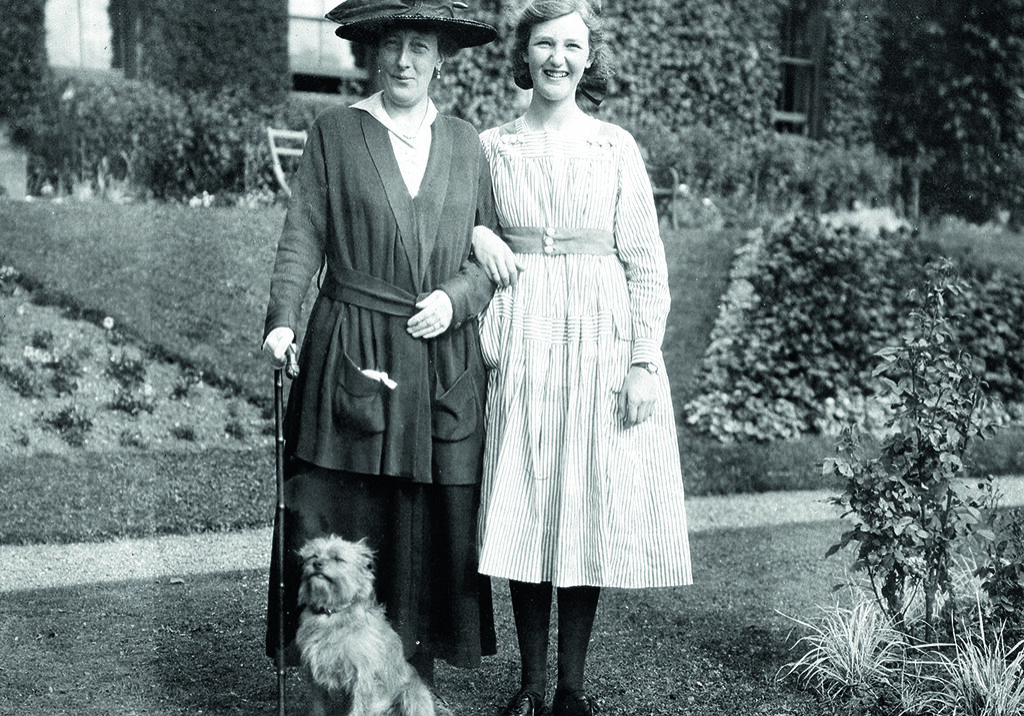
[260,0,498,699]
[471,1,692,714]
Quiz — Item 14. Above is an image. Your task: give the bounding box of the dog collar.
[307,606,335,616]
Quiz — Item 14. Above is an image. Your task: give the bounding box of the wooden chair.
[266,127,308,198]
[650,167,682,230]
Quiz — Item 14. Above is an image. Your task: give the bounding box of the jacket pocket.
[432,368,478,442]
[332,354,386,435]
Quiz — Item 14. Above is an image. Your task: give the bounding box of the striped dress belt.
[503,226,616,256]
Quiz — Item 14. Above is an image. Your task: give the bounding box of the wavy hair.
[509,0,612,105]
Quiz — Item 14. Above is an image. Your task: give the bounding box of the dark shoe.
[551,690,599,716]
[502,688,545,716]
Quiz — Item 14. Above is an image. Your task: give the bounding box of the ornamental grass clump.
[826,259,998,639]
[920,607,1024,716]
[781,600,908,712]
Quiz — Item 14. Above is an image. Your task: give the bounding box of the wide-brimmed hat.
[326,0,497,48]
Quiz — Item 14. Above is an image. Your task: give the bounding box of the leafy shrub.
[826,261,996,636]
[642,129,898,227]
[13,75,358,200]
[170,424,197,442]
[14,75,193,198]
[109,388,157,416]
[875,1,1024,224]
[685,213,1024,442]
[685,213,929,441]
[105,351,147,390]
[0,361,46,399]
[30,329,54,351]
[51,354,84,396]
[45,403,93,447]
[977,508,1024,642]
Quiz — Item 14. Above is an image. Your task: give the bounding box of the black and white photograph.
[3,1,1024,714]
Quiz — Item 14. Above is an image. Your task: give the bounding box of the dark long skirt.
[265,458,496,668]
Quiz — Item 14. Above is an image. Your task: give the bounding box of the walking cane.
[274,346,299,716]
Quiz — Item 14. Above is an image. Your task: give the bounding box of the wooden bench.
[266,126,683,229]
[266,127,308,198]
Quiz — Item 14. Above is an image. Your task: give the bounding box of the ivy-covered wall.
[437,0,782,142]
[437,0,885,149]
[822,0,884,146]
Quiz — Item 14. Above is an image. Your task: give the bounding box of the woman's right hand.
[262,326,296,368]
[473,226,521,288]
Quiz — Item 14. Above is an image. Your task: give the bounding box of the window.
[774,0,825,137]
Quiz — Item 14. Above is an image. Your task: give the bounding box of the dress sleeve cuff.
[630,339,663,367]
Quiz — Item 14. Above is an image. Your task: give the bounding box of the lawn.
[0,520,843,716]
[3,199,1023,714]
[2,200,1022,510]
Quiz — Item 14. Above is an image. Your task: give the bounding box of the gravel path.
[4,477,1023,592]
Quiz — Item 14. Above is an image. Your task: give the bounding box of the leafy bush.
[685,213,1024,442]
[641,129,898,227]
[45,403,94,447]
[13,74,359,200]
[826,261,996,636]
[685,213,928,441]
[105,351,148,390]
[977,508,1024,642]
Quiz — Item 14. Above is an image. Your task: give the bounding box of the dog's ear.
[352,538,376,572]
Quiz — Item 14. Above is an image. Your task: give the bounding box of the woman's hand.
[616,365,658,427]
[473,225,522,288]
[407,290,454,340]
[262,327,296,368]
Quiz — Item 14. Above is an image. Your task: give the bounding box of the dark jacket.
[264,105,496,484]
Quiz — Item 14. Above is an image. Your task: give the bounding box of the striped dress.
[476,116,692,589]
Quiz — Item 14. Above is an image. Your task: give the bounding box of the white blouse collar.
[351,91,437,147]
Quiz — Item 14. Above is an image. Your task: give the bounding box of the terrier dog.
[296,535,435,716]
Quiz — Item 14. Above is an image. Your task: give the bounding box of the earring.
[434,66,442,79]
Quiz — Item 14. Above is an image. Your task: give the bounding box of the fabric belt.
[319,268,419,316]
[503,226,616,256]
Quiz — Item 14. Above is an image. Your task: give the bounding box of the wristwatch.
[631,361,659,375]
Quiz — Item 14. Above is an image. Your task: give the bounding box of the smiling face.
[524,12,592,105]
[377,27,443,111]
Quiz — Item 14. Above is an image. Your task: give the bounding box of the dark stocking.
[555,586,600,698]
[509,579,554,695]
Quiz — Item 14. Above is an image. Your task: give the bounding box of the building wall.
[44,0,357,78]
[46,0,112,70]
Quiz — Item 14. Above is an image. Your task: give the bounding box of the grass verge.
[0,449,274,545]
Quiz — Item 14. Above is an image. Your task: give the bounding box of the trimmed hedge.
[133,0,290,106]
[0,0,49,122]
[685,212,1024,442]
[11,75,356,199]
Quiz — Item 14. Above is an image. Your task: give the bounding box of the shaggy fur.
[296,536,434,716]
